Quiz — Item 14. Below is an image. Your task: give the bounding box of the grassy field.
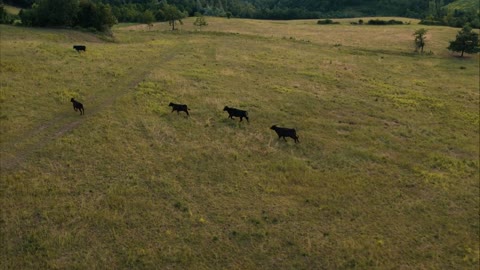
[1,18,479,269]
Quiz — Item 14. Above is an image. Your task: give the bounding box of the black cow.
[73,45,86,52]
[169,102,190,116]
[71,98,84,115]
[223,106,249,122]
[270,125,299,143]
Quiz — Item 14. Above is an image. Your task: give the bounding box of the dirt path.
[1,45,185,172]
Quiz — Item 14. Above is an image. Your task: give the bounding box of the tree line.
[14,0,116,31]
[75,0,475,23]
[2,0,479,29]
[2,0,187,32]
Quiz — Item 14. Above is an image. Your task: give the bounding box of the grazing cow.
[223,106,249,122]
[270,125,299,143]
[71,98,84,115]
[169,102,190,116]
[73,45,86,52]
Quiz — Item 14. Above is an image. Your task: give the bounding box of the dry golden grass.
[121,17,458,56]
[1,18,479,269]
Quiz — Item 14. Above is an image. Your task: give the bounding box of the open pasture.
[1,18,479,269]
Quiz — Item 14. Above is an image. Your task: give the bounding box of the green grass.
[1,18,479,269]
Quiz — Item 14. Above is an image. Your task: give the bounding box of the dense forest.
[2,0,479,28]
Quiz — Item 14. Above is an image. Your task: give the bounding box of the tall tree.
[71,0,116,31]
[162,4,185,30]
[447,24,480,57]
[413,28,428,53]
[96,2,117,30]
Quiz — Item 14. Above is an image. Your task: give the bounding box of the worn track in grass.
[0,44,185,172]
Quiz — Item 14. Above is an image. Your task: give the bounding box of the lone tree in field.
[163,4,185,30]
[447,25,480,57]
[414,28,428,53]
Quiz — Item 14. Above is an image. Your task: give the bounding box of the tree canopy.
[414,28,428,53]
[447,24,480,57]
[162,3,185,30]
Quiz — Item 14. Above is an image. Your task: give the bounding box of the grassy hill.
[1,18,479,269]
[445,0,480,11]
[3,4,21,15]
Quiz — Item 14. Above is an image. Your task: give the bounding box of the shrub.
[419,19,443,26]
[317,19,339,25]
[367,19,403,25]
[193,16,208,29]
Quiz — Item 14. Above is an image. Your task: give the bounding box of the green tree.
[162,4,185,30]
[34,0,79,26]
[76,0,116,32]
[413,28,428,53]
[140,10,155,25]
[77,0,96,28]
[447,24,480,57]
[19,8,35,26]
[95,3,116,31]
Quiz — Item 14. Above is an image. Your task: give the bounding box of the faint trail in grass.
[0,44,186,172]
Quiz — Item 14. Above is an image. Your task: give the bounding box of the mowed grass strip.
[1,18,479,269]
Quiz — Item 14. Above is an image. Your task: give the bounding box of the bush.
[367,19,403,25]
[419,19,443,26]
[317,19,339,25]
[193,16,208,28]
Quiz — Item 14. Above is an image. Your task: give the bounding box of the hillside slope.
[445,0,480,11]
[3,4,21,15]
[1,19,479,269]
